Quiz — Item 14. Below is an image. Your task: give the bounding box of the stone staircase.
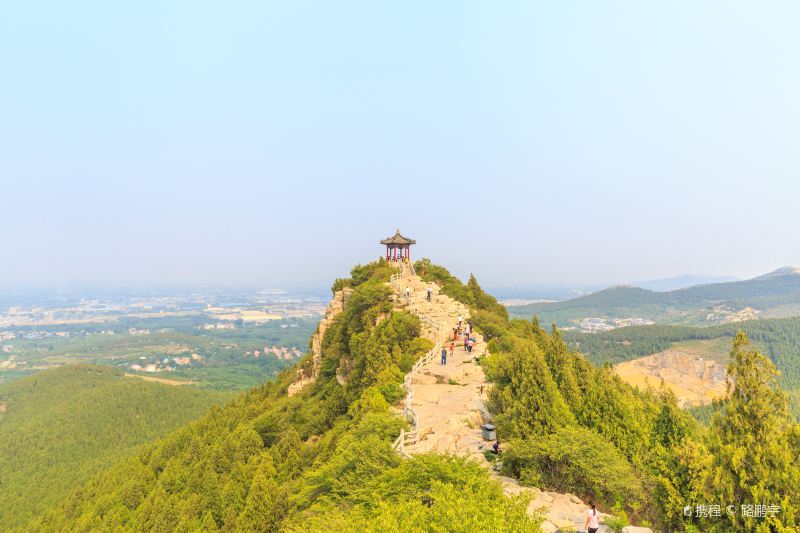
[388,266,617,533]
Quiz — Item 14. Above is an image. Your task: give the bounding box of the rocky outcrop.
[614,349,728,407]
[287,288,351,396]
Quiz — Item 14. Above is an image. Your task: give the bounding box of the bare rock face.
[287,288,352,396]
[614,349,728,407]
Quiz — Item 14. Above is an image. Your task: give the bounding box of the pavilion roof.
[380,229,416,245]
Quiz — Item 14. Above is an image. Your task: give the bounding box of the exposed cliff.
[287,287,351,396]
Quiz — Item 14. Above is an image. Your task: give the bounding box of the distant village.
[0,288,327,330]
[576,317,655,333]
[127,344,303,374]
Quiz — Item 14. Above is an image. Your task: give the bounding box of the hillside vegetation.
[22,260,800,532]
[0,365,228,529]
[508,268,800,326]
[28,260,541,532]
[434,262,800,531]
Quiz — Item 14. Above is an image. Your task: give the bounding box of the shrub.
[501,426,643,510]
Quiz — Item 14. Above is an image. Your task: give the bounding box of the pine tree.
[197,510,219,532]
[238,468,285,532]
[494,339,575,437]
[703,332,800,531]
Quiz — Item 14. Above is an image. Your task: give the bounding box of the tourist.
[453,328,458,341]
[405,286,411,303]
[585,501,599,533]
[492,438,501,455]
[441,347,447,365]
[449,342,454,359]
[490,438,502,472]
[457,315,463,328]
[426,286,432,301]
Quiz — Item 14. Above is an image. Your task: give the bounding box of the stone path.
[389,264,613,533]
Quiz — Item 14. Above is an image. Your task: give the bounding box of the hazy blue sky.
[2,1,799,288]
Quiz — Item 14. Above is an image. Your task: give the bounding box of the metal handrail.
[391,344,438,456]
[389,274,449,456]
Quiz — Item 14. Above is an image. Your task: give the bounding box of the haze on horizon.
[2,1,799,289]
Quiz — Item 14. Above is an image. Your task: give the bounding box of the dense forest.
[0,366,228,529]
[27,260,541,532]
[508,268,800,326]
[16,259,800,531]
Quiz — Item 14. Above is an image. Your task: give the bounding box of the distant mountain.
[753,266,800,280]
[0,365,228,529]
[508,267,800,326]
[487,275,739,303]
[636,274,739,292]
[484,284,602,302]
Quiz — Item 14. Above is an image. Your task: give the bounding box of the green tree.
[196,510,219,532]
[702,332,800,531]
[238,467,285,532]
[492,339,575,437]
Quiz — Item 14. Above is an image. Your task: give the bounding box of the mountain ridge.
[508,267,800,326]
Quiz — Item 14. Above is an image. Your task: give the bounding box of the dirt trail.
[124,373,195,386]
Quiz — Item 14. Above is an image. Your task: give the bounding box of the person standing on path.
[584,501,599,533]
[457,315,463,328]
[426,286,432,301]
[405,286,411,303]
[441,347,447,365]
[449,342,454,360]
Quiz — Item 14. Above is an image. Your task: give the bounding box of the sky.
[2,1,800,289]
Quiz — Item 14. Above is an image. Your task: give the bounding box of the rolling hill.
[508,267,800,326]
[10,259,800,532]
[0,365,229,529]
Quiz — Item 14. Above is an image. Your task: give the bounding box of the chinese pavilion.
[381,229,416,262]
